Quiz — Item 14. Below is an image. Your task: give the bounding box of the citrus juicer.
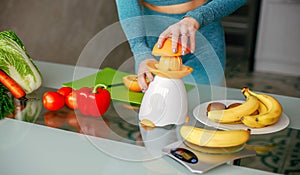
[139,38,193,127]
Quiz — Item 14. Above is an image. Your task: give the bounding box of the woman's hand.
[137,58,157,92]
[157,17,200,55]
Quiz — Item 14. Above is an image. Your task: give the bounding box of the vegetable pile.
[43,85,111,117]
[0,30,42,119]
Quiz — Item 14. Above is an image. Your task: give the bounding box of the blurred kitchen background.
[0,0,299,98]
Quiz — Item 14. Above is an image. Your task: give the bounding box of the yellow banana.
[180,126,251,148]
[257,99,268,114]
[256,94,282,125]
[241,115,266,128]
[241,90,268,128]
[243,90,268,115]
[246,94,268,116]
[224,101,266,124]
[226,120,243,124]
[241,88,282,127]
[207,95,259,123]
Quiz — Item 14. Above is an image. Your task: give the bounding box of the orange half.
[152,38,190,57]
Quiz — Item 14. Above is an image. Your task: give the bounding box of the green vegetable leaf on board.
[0,30,42,94]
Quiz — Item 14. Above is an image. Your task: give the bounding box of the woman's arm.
[115,0,153,67]
[185,0,247,27]
[157,0,247,53]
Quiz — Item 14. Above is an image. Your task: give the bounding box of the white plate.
[193,100,290,135]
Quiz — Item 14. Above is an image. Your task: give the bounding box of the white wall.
[255,0,300,76]
[0,0,132,69]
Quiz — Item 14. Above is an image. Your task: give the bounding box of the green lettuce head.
[0,30,42,94]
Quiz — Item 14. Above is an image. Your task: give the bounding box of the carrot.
[0,70,26,99]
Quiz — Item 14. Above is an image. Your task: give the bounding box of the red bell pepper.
[76,84,111,117]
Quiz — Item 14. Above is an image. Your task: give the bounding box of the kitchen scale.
[162,141,256,174]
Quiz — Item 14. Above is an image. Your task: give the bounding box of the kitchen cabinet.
[254,0,300,76]
[222,0,261,71]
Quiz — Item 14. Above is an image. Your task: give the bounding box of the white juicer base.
[139,76,188,127]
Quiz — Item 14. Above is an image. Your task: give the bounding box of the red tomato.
[57,87,73,97]
[65,91,78,110]
[43,91,65,111]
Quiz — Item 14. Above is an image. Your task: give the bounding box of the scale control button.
[170,147,198,164]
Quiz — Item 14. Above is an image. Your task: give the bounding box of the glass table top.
[5,86,300,174]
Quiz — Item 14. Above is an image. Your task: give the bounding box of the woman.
[115,0,246,91]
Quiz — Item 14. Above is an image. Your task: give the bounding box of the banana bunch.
[180,126,250,148]
[240,88,283,128]
[207,87,282,128]
[207,95,259,123]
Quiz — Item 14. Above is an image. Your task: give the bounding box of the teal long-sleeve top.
[115,0,246,85]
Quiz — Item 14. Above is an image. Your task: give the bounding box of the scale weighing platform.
[163,141,256,174]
